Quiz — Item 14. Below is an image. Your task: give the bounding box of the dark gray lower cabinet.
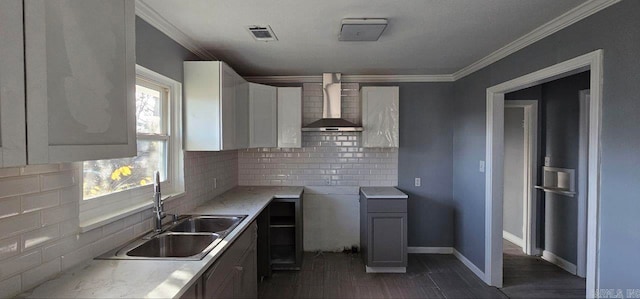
[368,212,407,267]
[182,221,257,299]
[268,196,303,270]
[360,192,408,271]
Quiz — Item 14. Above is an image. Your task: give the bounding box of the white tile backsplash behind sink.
[0,150,238,298]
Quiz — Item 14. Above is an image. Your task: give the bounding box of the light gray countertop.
[360,187,408,199]
[22,186,303,299]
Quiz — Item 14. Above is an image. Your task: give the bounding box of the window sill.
[79,191,186,233]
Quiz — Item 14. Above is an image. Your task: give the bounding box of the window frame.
[79,65,184,231]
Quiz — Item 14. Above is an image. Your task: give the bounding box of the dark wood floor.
[259,244,587,299]
[501,240,586,298]
[259,252,506,299]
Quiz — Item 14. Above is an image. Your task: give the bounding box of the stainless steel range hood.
[302,73,363,132]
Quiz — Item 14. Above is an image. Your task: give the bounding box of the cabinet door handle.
[235,266,244,272]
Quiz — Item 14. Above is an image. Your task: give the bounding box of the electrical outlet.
[414,178,421,187]
[479,161,485,173]
[213,178,217,189]
[544,156,551,166]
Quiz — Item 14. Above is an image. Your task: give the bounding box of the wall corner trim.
[452,0,621,80]
[135,0,217,61]
[453,248,486,282]
[407,247,454,254]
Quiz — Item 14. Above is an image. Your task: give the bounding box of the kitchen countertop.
[360,187,408,199]
[22,186,303,299]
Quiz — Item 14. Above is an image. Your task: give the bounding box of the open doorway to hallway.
[499,72,590,298]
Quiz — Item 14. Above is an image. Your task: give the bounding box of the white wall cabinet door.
[235,79,250,149]
[220,63,238,150]
[0,0,27,167]
[361,86,399,148]
[24,0,136,164]
[184,61,251,151]
[249,83,277,148]
[277,87,302,148]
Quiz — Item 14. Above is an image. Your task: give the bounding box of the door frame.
[484,49,602,296]
[504,101,539,256]
[577,89,590,278]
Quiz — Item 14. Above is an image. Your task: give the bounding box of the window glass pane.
[83,140,166,199]
[136,84,163,134]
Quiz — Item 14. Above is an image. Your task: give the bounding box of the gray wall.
[135,16,199,82]
[396,83,455,247]
[541,72,589,264]
[452,0,640,289]
[362,82,455,247]
[503,107,525,240]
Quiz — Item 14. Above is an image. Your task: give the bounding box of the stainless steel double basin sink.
[100,215,246,261]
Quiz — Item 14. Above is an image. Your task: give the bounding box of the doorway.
[484,50,602,297]
[502,101,538,257]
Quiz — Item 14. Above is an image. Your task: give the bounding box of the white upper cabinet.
[24,0,136,164]
[277,87,302,148]
[0,0,27,167]
[249,83,277,148]
[184,61,249,151]
[361,86,399,148]
[235,79,250,149]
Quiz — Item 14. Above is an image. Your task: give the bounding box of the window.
[83,78,169,199]
[80,65,184,230]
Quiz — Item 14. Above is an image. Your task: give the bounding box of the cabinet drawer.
[367,199,407,213]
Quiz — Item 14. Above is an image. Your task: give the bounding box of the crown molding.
[245,74,454,84]
[135,0,217,61]
[452,0,621,80]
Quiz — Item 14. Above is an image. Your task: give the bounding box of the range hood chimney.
[302,73,363,132]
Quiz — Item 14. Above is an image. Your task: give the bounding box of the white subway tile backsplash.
[92,227,133,257]
[0,212,40,239]
[239,132,397,187]
[61,244,94,271]
[0,167,20,178]
[0,175,39,199]
[0,250,41,280]
[21,258,60,291]
[22,190,60,213]
[0,138,238,297]
[20,164,60,175]
[40,171,75,191]
[22,224,60,250]
[0,237,20,260]
[0,196,21,219]
[58,219,79,238]
[0,275,21,299]
[41,203,78,226]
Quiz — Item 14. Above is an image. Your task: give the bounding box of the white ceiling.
[141,0,586,76]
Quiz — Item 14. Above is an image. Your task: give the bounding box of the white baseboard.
[542,250,577,275]
[453,249,485,282]
[407,247,453,254]
[502,230,524,248]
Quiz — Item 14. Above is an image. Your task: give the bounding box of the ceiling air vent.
[339,18,388,41]
[246,25,278,41]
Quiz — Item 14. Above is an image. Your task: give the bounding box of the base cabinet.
[360,191,408,271]
[182,221,257,299]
